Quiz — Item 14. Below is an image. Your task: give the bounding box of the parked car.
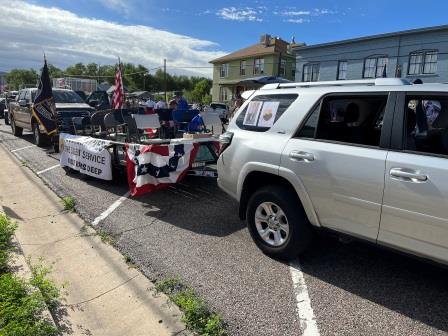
[217,78,448,265]
[9,88,94,146]
[0,98,6,118]
[4,91,18,126]
[205,102,229,120]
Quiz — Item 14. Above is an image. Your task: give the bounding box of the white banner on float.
[59,133,113,180]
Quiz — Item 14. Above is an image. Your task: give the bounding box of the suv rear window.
[235,94,298,132]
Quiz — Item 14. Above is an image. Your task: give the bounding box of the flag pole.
[119,57,124,110]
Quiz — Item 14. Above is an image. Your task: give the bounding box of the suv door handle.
[390,168,428,182]
[289,151,315,161]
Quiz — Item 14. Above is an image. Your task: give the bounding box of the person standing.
[155,99,167,109]
[145,97,156,114]
[175,91,188,110]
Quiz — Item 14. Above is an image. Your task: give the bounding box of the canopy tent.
[128,91,152,100]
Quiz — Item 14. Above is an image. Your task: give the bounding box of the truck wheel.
[246,185,313,260]
[11,117,23,136]
[33,123,48,147]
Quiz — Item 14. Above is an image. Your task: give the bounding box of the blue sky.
[1,0,448,76]
[35,0,448,49]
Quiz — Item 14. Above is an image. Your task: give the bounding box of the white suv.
[217,78,448,264]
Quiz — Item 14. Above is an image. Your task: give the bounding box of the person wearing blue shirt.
[175,91,188,110]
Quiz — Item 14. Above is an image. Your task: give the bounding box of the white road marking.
[92,191,130,226]
[11,145,36,152]
[37,164,60,175]
[289,259,320,336]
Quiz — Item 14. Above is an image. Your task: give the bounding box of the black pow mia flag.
[32,58,57,135]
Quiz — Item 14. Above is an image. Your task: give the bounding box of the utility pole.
[163,59,167,102]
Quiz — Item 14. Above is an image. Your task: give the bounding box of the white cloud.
[281,11,311,16]
[279,8,338,17]
[0,0,226,77]
[216,7,263,22]
[286,18,310,24]
[96,0,132,15]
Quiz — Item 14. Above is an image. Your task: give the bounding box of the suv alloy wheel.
[11,116,23,136]
[247,185,312,260]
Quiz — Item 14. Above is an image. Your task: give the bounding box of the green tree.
[47,64,64,79]
[6,69,38,90]
[65,62,87,76]
[85,63,100,77]
[188,78,212,104]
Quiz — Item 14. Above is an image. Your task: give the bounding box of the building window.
[408,50,438,75]
[253,58,264,75]
[220,64,229,78]
[240,60,246,76]
[292,63,296,78]
[219,87,229,101]
[303,63,320,82]
[279,59,286,77]
[337,61,347,80]
[363,56,388,78]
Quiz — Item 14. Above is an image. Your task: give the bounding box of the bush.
[30,261,60,310]
[0,273,58,336]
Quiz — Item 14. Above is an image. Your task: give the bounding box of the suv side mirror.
[18,99,28,107]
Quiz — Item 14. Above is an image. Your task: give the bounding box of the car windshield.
[30,90,84,103]
[53,91,85,103]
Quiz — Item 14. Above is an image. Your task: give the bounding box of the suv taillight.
[219,131,233,155]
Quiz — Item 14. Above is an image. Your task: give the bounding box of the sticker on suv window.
[236,94,298,132]
[243,101,263,126]
[258,102,280,127]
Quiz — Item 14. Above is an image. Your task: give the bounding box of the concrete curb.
[0,142,193,336]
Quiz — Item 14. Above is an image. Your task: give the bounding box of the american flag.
[126,142,199,196]
[112,64,123,109]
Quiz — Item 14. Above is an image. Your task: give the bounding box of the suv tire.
[247,185,312,260]
[11,116,23,136]
[32,122,48,147]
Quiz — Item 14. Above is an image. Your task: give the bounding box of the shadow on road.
[301,234,448,332]
[136,176,246,237]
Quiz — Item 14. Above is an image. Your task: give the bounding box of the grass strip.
[0,213,60,336]
[156,278,225,336]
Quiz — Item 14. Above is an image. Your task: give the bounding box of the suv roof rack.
[260,78,411,90]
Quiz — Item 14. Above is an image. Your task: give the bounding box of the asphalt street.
[0,122,447,336]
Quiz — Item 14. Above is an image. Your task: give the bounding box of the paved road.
[0,122,447,336]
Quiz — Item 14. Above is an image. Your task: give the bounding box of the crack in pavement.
[64,274,140,307]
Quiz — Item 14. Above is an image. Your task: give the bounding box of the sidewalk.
[0,144,188,336]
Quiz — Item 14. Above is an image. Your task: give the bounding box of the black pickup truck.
[9,88,94,147]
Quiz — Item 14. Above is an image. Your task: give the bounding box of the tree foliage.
[6,69,38,90]
[6,62,212,103]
